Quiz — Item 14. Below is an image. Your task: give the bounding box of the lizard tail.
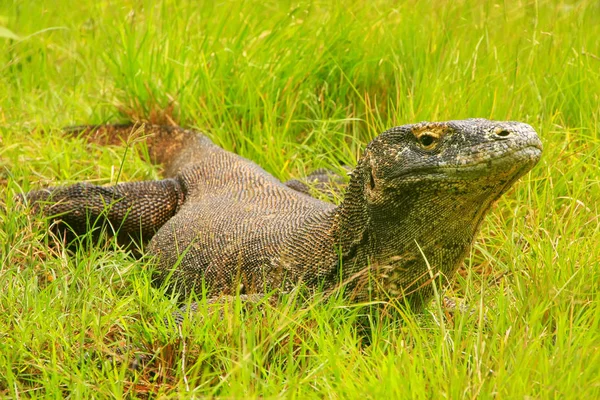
[64,123,212,177]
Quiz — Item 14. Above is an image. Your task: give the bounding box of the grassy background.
[1,0,599,397]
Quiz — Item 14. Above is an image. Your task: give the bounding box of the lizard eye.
[494,128,512,138]
[418,134,437,149]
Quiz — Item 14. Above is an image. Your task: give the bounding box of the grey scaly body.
[23,119,542,309]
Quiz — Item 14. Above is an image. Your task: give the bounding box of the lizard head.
[338,118,542,306]
[359,118,542,205]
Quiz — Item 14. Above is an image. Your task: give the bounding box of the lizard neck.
[330,159,374,278]
[332,162,496,305]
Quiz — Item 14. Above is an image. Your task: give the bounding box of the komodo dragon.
[22,119,542,312]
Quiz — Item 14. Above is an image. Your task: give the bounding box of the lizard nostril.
[495,129,511,138]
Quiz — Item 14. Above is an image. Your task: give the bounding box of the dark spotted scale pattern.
[23,119,542,309]
[24,180,184,246]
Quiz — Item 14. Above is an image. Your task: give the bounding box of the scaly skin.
[23,119,542,310]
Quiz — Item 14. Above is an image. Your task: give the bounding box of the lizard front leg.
[20,178,185,249]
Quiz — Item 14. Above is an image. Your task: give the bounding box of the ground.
[0,0,599,398]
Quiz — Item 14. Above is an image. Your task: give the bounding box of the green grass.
[1,0,599,397]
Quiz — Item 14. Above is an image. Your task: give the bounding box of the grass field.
[1,0,599,397]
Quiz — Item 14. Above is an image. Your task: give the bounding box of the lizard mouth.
[390,145,542,182]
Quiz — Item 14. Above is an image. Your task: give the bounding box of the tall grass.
[1,0,599,397]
